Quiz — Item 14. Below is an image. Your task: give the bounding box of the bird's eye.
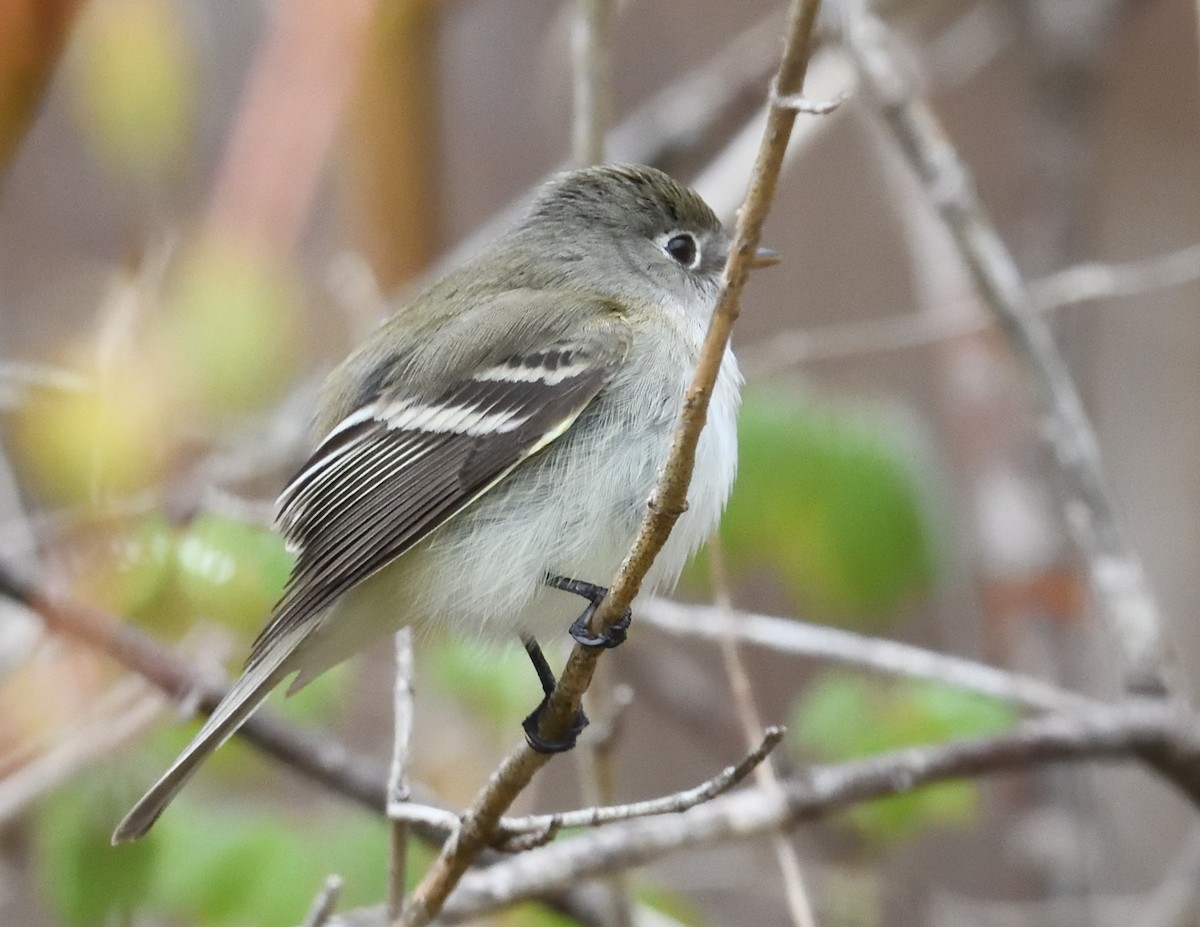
[664,233,699,268]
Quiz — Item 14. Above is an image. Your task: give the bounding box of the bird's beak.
[752,245,781,268]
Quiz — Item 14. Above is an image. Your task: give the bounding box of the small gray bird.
[114,164,758,843]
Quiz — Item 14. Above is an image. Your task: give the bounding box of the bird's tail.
[111,628,304,844]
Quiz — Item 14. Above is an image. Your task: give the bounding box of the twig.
[385,727,782,846]
[421,700,1200,922]
[743,239,1200,374]
[301,875,344,927]
[1030,242,1200,312]
[571,0,614,168]
[396,5,826,923]
[639,597,1099,714]
[387,629,416,921]
[708,540,817,927]
[841,5,1178,700]
[498,727,784,844]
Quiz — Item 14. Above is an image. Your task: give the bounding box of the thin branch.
[1030,242,1200,312]
[639,597,1100,714]
[385,726,782,849]
[495,727,784,844]
[397,5,826,923]
[842,5,1179,700]
[571,0,614,168]
[743,240,1200,374]
[383,728,784,847]
[708,540,817,927]
[419,701,1200,922]
[301,875,343,927]
[0,566,617,927]
[387,628,416,921]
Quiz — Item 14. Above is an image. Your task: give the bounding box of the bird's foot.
[522,696,589,754]
[544,573,632,649]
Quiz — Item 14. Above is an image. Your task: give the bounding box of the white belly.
[291,341,741,685]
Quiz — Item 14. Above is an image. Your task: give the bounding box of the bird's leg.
[543,573,632,649]
[520,633,588,754]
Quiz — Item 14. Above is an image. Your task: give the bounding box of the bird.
[113,163,760,843]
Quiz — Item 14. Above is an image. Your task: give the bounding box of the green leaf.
[717,389,936,625]
[790,674,1018,843]
[69,0,195,180]
[75,512,176,619]
[175,512,294,634]
[159,241,301,416]
[145,801,396,926]
[34,775,160,926]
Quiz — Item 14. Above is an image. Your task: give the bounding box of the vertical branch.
[842,6,1178,700]
[387,628,416,921]
[571,0,614,168]
[397,3,826,924]
[710,540,818,927]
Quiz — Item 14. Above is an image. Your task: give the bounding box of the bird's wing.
[249,310,629,667]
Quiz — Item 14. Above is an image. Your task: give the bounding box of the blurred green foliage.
[69,0,195,180]
[715,389,936,626]
[159,241,303,417]
[34,756,412,927]
[176,512,295,634]
[791,673,1017,843]
[12,370,169,504]
[79,511,177,619]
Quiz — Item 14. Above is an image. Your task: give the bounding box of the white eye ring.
[662,232,700,268]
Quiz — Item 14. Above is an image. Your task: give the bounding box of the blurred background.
[1,0,1199,925]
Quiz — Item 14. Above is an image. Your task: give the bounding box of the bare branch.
[744,240,1200,374]
[571,0,614,168]
[501,727,784,844]
[397,6,826,923]
[301,875,343,927]
[708,540,816,927]
[841,5,1179,701]
[385,728,783,853]
[639,597,1099,714]
[375,701,1200,923]
[1030,242,1200,312]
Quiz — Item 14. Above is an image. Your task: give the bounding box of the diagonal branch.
[842,6,1178,701]
[396,3,826,923]
[320,700,1200,925]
